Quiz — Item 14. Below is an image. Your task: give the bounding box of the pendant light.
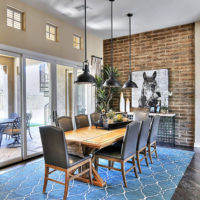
[74,0,96,85]
[122,13,138,89]
[103,0,121,88]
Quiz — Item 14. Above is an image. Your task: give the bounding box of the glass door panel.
[56,65,74,117]
[25,58,51,156]
[0,54,22,167]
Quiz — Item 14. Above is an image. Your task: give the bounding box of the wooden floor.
[0,144,199,199]
[0,127,42,165]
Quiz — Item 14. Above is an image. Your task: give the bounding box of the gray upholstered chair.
[147,115,160,163]
[75,114,89,129]
[39,126,92,200]
[90,112,100,125]
[135,111,149,121]
[94,121,140,187]
[57,116,73,132]
[136,117,151,173]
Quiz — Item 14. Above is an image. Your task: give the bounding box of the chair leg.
[28,128,32,139]
[89,160,93,185]
[132,157,138,178]
[121,162,127,187]
[94,157,99,171]
[154,142,158,158]
[43,165,49,193]
[148,143,153,164]
[136,151,142,173]
[144,148,149,167]
[63,171,69,200]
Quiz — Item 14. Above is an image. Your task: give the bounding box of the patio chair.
[147,115,160,163]
[90,112,100,125]
[75,114,89,129]
[94,121,140,187]
[39,126,92,200]
[136,117,151,173]
[3,117,21,148]
[26,113,32,139]
[9,112,19,119]
[57,116,73,132]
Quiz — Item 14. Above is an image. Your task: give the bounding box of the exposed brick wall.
[103,24,195,146]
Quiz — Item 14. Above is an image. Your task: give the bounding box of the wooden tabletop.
[65,126,126,149]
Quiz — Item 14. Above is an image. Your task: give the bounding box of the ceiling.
[21,0,200,39]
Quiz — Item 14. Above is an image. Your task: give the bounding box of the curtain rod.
[91,55,102,60]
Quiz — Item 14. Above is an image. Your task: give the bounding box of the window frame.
[46,23,58,42]
[73,34,82,50]
[6,6,25,31]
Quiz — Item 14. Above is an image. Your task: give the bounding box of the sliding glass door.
[25,58,51,157]
[0,52,22,167]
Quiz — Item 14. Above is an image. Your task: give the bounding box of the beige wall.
[0,0,103,63]
[195,21,200,147]
[0,55,14,115]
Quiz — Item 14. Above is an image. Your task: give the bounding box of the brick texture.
[103,24,195,146]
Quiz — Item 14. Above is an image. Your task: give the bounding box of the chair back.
[39,126,69,169]
[148,115,160,144]
[135,111,149,121]
[9,112,19,119]
[57,116,73,132]
[13,117,21,130]
[121,121,141,160]
[75,114,89,129]
[137,117,151,150]
[26,113,32,128]
[90,112,100,125]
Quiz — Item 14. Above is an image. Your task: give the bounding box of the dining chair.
[94,121,140,187]
[147,115,160,163]
[57,116,73,132]
[39,126,92,200]
[135,111,149,121]
[75,114,89,129]
[136,117,151,173]
[90,112,100,125]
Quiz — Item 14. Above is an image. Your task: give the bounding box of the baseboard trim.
[194,142,200,148]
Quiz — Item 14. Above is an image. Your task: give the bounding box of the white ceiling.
[21,0,200,39]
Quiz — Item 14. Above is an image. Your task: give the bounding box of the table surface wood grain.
[65,126,126,149]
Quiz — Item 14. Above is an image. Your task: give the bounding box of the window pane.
[14,21,21,29]
[46,33,50,40]
[7,9,13,18]
[14,12,21,22]
[50,34,55,41]
[46,24,49,32]
[50,26,55,34]
[7,18,13,27]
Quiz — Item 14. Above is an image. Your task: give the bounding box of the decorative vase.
[126,98,130,113]
[120,92,125,112]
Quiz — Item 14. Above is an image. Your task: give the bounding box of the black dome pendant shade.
[123,13,138,89]
[74,0,96,85]
[103,0,121,88]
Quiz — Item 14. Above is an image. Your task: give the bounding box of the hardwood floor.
[0,144,200,199]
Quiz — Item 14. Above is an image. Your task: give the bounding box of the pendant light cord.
[129,15,131,74]
[111,0,114,76]
[84,0,87,62]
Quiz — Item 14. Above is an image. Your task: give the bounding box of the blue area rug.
[0,147,194,200]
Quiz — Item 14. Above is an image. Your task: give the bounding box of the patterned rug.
[0,147,194,200]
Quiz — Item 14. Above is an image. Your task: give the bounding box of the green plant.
[95,65,120,113]
[106,110,115,119]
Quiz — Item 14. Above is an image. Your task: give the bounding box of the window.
[7,7,24,30]
[46,23,58,42]
[73,35,81,50]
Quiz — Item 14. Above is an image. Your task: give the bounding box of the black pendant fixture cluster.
[75,0,138,89]
[123,13,138,89]
[74,0,96,85]
[103,0,121,88]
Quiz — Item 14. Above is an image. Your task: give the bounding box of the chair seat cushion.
[68,154,91,167]
[95,145,122,160]
[4,128,21,135]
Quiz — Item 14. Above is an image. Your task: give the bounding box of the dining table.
[65,126,127,187]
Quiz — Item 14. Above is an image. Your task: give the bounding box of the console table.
[149,113,176,145]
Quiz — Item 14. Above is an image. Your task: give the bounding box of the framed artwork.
[131,69,169,108]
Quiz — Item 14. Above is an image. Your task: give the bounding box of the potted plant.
[106,110,115,124]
